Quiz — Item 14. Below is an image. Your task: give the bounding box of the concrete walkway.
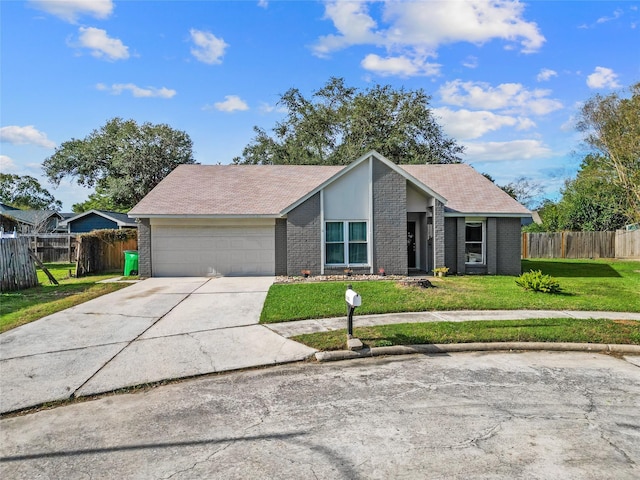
[266,309,640,338]
[0,277,316,414]
[2,277,639,414]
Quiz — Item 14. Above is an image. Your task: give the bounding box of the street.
[1,351,639,479]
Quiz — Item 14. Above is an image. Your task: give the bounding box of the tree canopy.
[43,118,196,212]
[0,173,62,211]
[576,81,639,224]
[234,77,464,166]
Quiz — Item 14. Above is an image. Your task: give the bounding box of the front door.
[407,221,416,269]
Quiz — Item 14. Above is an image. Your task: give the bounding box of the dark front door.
[407,221,416,269]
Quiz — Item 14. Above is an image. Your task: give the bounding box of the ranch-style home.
[128,151,531,278]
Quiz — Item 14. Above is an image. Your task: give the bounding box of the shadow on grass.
[522,260,622,278]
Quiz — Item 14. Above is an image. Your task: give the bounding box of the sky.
[1,0,639,212]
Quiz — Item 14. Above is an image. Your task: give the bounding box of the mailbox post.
[345,284,363,350]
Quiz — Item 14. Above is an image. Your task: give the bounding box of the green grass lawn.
[261,259,640,323]
[0,263,130,333]
[292,318,640,351]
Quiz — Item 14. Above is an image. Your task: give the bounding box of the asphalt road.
[1,351,639,479]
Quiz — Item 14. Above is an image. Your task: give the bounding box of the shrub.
[515,270,562,294]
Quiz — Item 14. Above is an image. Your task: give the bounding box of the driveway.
[0,277,316,414]
[2,352,639,479]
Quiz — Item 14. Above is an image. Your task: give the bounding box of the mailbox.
[345,288,362,307]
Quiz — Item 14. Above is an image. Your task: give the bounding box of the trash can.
[123,250,139,276]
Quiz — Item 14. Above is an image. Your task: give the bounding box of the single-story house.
[58,209,137,233]
[128,151,531,278]
[0,203,64,234]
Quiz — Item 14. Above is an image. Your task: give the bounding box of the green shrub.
[515,270,562,294]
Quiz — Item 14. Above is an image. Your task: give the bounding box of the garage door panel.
[152,224,275,276]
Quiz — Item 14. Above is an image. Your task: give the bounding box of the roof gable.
[59,210,137,227]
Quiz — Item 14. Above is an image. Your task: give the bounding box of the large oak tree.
[43,118,196,212]
[0,173,62,211]
[234,77,464,166]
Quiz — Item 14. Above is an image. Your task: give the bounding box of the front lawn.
[292,318,640,351]
[0,263,130,333]
[260,259,640,323]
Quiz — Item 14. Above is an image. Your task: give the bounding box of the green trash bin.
[124,250,139,276]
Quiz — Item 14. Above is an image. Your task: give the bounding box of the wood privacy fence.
[522,230,640,259]
[24,234,77,263]
[0,237,38,291]
[75,229,137,277]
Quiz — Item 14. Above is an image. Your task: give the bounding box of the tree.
[71,186,123,213]
[500,176,545,210]
[43,118,196,211]
[556,154,629,231]
[234,77,464,166]
[0,173,62,210]
[576,82,640,224]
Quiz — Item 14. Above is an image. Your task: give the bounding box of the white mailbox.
[345,288,362,307]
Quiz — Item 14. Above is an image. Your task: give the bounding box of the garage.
[151,219,275,276]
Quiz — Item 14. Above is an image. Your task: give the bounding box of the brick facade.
[372,160,407,275]
[137,218,152,277]
[496,217,522,275]
[286,192,321,276]
[275,218,287,276]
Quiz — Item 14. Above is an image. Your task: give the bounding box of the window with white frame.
[325,221,368,265]
[465,220,485,264]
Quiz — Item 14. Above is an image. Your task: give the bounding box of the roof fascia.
[280,150,447,214]
[444,212,533,218]
[127,214,282,219]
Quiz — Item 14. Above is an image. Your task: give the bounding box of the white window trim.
[324,220,370,267]
[465,219,486,265]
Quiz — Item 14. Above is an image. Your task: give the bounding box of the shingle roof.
[129,164,344,216]
[400,164,531,215]
[129,160,530,217]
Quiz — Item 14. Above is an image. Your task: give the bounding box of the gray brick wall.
[372,160,407,275]
[275,218,287,276]
[496,217,522,275]
[137,218,152,277]
[456,217,466,274]
[486,218,498,275]
[433,200,445,269]
[444,217,458,273]
[286,192,321,275]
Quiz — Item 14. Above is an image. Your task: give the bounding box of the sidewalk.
[266,309,640,338]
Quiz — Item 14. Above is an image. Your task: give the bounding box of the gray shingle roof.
[129,161,530,217]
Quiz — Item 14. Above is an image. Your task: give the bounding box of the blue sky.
[1,0,639,211]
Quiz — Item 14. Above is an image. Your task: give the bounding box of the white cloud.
[536,68,557,82]
[0,155,18,173]
[208,95,249,112]
[361,54,440,77]
[190,29,228,64]
[464,139,552,162]
[462,56,479,69]
[586,66,621,89]
[259,102,287,114]
[257,0,269,8]
[434,107,535,140]
[77,27,129,61]
[96,83,176,98]
[597,8,623,24]
[29,0,113,23]
[0,125,56,149]
[439,80,563,115]
[314,0,545,61]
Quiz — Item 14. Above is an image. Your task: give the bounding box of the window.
[325,221,368,265]
[465,221,485,264]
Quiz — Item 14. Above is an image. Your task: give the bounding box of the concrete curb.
[315,342,640,362]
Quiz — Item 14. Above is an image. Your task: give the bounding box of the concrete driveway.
[0,277,316,414]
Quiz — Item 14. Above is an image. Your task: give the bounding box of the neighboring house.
[129,151,532,278]
[0,203,64,234]
[58,209,137,233]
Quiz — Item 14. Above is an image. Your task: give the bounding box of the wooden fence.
[75,230,138,277]
[522,230,640,259]
[24,234,77,263]
[615,229,640,259]
[0,237,38,291]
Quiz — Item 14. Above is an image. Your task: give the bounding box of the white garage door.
[152,224,275,276]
